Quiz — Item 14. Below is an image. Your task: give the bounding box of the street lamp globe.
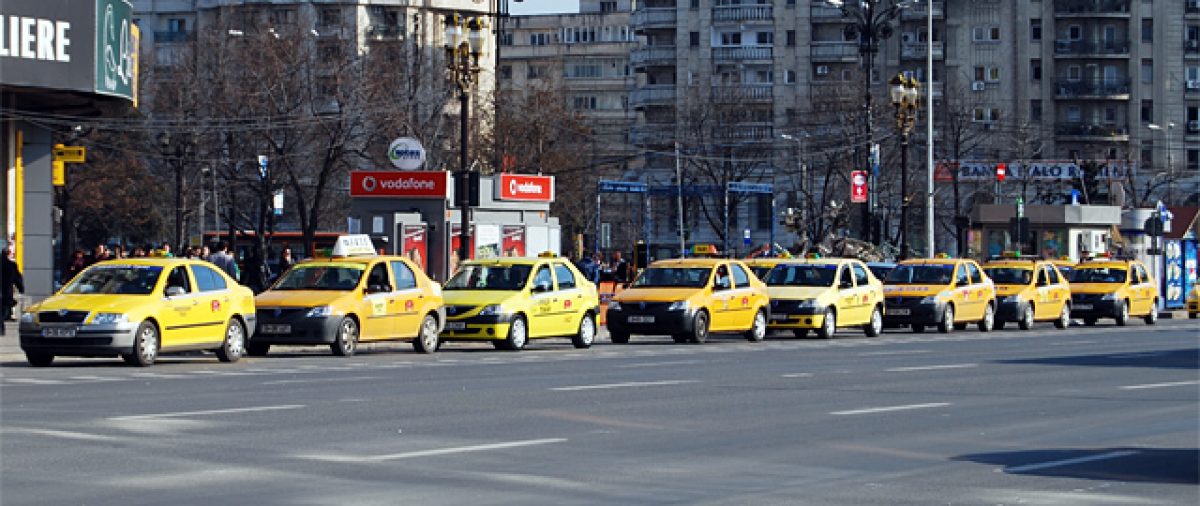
[467,18,485,56]
[889,74,905,106]
[443,14,462,49]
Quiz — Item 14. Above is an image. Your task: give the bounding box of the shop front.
[969,204,1121,262]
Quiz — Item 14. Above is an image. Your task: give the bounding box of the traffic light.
[996,163,1007,182]
[1143,216,1164,237]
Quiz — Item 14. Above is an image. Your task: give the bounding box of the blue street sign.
[649,184,721,197]
[598,180,648,194]
[726,182,773,194]
[743,228,752,246]
[1070,189,1080,205]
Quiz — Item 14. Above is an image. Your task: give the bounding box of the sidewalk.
[1,320,22,360]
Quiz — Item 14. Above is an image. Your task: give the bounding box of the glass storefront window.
[1038,229,1067,259]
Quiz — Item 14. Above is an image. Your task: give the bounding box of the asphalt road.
[1,320,1197,505]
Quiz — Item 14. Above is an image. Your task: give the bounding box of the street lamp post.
[781,133,809,248]
[444,14,486,265]
[158,133,187,251]
[890,73,921,260]
[827,0,909,244]
[1147,122,1175,205]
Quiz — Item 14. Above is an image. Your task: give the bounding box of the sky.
[510,0,580,15]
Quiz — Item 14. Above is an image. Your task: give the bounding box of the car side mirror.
[165,286,185,297]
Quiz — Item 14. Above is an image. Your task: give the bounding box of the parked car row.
[15,235,1160,368]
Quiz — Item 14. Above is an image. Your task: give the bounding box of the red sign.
[350,171,449,198]
[850,170,868,203]
[934,162,957,183]
[502,225,526,257]
[403,225,427,272]
[496,174,554,202]
[996,163,1007,182]
[449,224,475,275]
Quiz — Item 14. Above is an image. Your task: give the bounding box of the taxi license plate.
[42,327,76,338]
[628,316,655,323]
[887,308,911,316]
[771,314,790,321]
[445,322,467,330]
[260,324,292,334]
[1074,304,1093,310]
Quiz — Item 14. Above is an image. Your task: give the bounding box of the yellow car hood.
[615,287,705,302]
[1069,283,1124,294]
[28,294,155,315]
[766,286,832,300]
[883,285,946,297]
[256,290,350,308]
[443,290,522,306]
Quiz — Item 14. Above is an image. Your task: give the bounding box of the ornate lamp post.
[890,73,921,260]
[444,14,486,265]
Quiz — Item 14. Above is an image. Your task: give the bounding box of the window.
[166,266,192,293]
[756,31,774,45]
[600,1,617,13]
[1141,147,1153,167]
[319,8,339,27]
[973,25,1001,42]
[270,8,296,26]
[572,96,597,110]
[1067,25,1083,41]
[533,266,553,290]
[731,264,751,288]
[366,264,390,289]
[1141,100,1153,123]
[553,264,577,290]
[973,108,1001,122]
[1031,99,1042,122]
[191,265,227,292]
[787,30,796,46]
[691,0,699,7]
[1030,19,1041,41]
[690,31,700,47]
[784,69,796,84]
[988,67,1001,82]
[499,65,512,80]
[1141,59,1153,83]
[756,195,772,229]
[852,264,870,286]
[720,32,742,46]
[1066,106,1081,123]
[1031,59,1041,80]
[1189,149,1200,171]
[955,265,970,285]
[1104,107,1117,124]
[499,31,513,46]
[1067,65,1082,81]
[319,43,340,61]
[167,18,186,32]
[527,65,547,79]
[966,263,983,284]
[1142,18,1153,43]
[391,261,417,290]
[530,33,550,46]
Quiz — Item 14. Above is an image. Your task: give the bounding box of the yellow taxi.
[881,258,997,333]
[1068,257,1159,326]
[1187,285,1199,319]
[250,235,445,356]
[983,257,1072,330]
[606,258,770,344]
[758,258,885,339]
[19,258,257,367]
[744,258,785,282]
[439,254,599,350]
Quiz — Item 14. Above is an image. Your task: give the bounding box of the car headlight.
[919,296,940,304]
[477,304,504,316]
[306,305,334,318]
[796,299,819,309]
[90,313,128,325]
[666,301,689,311]
[608,301,622,311]
[1100,292,1119,301]
[19,312,35,323]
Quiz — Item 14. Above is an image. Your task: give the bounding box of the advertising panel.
[93,0,136,99]
[0,0,97,93]
[449,224,474,275]
[496,174,554,202]
[502,225,526,257]
[402,225,427,273]
[475,224,500,259]
[350,171,449,198]
[1163,239,1184,308]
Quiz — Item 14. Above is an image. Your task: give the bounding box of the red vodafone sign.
[350,171,449,198]
[496,174,554,202]
[850,170,868,203]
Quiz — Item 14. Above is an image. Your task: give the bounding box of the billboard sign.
[937,161,1135,182]
[496,174,554,202]
[350,171,449,198]
[502,225,526,257]
[387,137,426,170]
[402,225,427,272]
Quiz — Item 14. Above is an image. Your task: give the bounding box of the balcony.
[313,25,347,38]
[630,46,677,68]
[712,123,774,142]
[1053,39,1130,57]
[630,124,674,146]
[631,86,677,108]
[811,5,846,23]
[632,8,677,32]
[712,84,773,104]
[1054,78,1131,99]
[901,0,944,20]
[1190,1,1200,15]
[901,42,944,60]
[1053,0,1131,16]
[712,46,772,62]
[367,24,404,39]
[1055,123,1130,141]
[154,30,192,43]
[712,5,773,23]
[810,43,859,63]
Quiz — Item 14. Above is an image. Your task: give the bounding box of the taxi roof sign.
[331,235,377,257]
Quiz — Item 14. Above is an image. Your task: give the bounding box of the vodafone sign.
[350,171,449,198]
[497,174,554,202]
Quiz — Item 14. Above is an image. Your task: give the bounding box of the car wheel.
[500,316,528,351]
[1083,317,1098,326]
[792,329,810,338]
[246,342,270,357]
[25,352,54,367]
[911,324,925,334]
[690,310,709,344]
[937,306,954,334]
[1017,304,1034,331]
[1144,301,1158,325]
[1114,300,1129,327]
[744,309,767,342]
[610,331,630,344]
[330,317,359,357]
[863,306,883,337]
[1054,304,1070,329]
[215,319,245,363]
[412,314,440,354]
[815,308,836,339]
[572,312,596,349]
[978,303,995,332]
[122,321,160,367]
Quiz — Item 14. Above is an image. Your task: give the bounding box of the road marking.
[886,363,978,372]
[5,378,66,385]
[831,402,951,416]
[780,373,813,378]
[1118,380,1200,390]
[1108,352,1167,359]
[1049,340,1097,346]
[68,375,125,382]
[108,404,306,421]
[617,360,705,368]
[1004,450,1139,473]
[303,438,568,463]
[4,427,124,443]
[550,380,698,392]
[859,350,931,356]
[262,376,380,386]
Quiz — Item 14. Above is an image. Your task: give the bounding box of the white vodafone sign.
[387,137,426,170]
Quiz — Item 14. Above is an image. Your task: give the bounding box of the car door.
[1133,264,1153,315]
[966,261,989,320]
[851,262,876,324]
[729,263,757,329]
[390,260,423,338]
[709,264,736,331]
[833,265,859,325]
[949,263,971,321]
[553,262,583,336]
[1046,264,1070,317]
[361,262,394,340]
[529,263,557,336]
[161,265,202,347]
[190,263,236,346]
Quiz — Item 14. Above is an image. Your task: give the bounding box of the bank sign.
[935,160,1135,182]
[0,0,137,102]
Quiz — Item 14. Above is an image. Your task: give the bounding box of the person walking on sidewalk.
[2,246,24,323]
[207,241,240,280]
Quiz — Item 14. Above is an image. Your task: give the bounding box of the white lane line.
[831,402,952,416]
[302,438,568,463]
[859,350,932,357]
[1004,450,1139,473]
[886,363,978,372]
[130,372,192,379]
[1118,380,1200,390]
[1049,340,1097,346]
[262,376,380,386]
[4,427,124,443]
[5,378,66,385]
[108,404,306,421]
[68,375,125,382]
[617,360,705,369]
[781,373,813,378]
[550,380,698,392]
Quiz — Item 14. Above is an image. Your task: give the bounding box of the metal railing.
[712,5,773,23]
[711,84,773,103]
[367,25,404,38]
[154,31,191,43]
[630,86,677,107]
[632,8,677,28]
[1055,123,1129,138]
[901,0,944,19]
[630,46,677,66]
[1053,0,1131,14]
[900,42,944,60]
[712,46,773,61]
[1054,78,1131,97]
[1053,39,1130,56]
[810,43,858,62]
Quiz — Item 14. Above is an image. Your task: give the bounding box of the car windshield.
[62,265,163,295]
[984,268,1033,285]
[444,264,532,291]
[631,267,711,288]
[1071,267,1127,283]
[885,264,954,285]
[764,265,837,287]
[867,266,893,280]
[272,265,364,290]
[750,266,773,280]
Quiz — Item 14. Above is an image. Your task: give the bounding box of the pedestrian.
[64,249,88,283]
[578,252,599,284]
[112,245,126,259]
[87,244,109,266]
[611,250,629,285]
[207,241,240,280]
[131,247,147,257]
[2,246,24,322]
[279,248,295,272]
[159,243,174,258]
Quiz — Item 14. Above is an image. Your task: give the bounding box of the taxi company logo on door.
[351,171,446,198]
[498,174,553,202]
